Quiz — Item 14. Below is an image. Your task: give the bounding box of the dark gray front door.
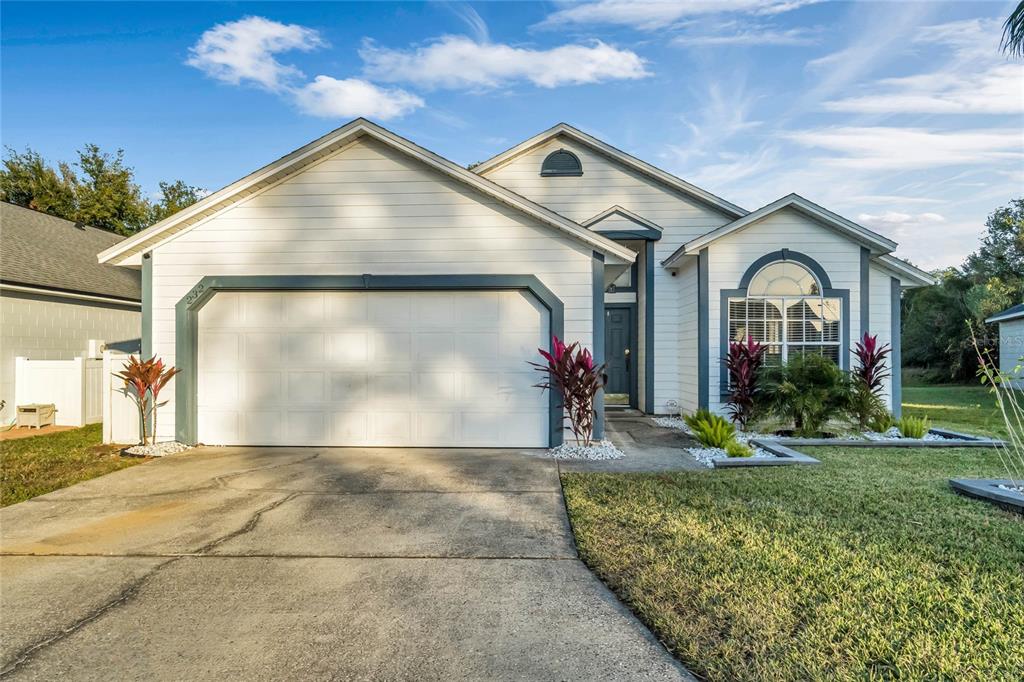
[605,306,633,404]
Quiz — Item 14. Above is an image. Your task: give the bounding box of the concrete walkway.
[0,446,692,680]
[561,412,704,473]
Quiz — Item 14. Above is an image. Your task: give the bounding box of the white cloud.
[675,26,819,46]
[856,211,946,239]
[785,126,1024,170]
[186,16,324,91]
[187,16,423,120]
[293,77,423,119]
[360,36,650,89]
[824,18,1024,115]
[537,0,818,31]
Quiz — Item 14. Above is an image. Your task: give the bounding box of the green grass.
[902,383,1004,438]
[0,424,146,506]
[563,447,1023,681]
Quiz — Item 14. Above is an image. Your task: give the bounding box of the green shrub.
[897,415,930,439]
[867,412,894,433]
[725,440,754,458]
[683,409,736,448]
[758,353,853,437]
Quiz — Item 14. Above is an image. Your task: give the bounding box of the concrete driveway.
[0,446,691,681]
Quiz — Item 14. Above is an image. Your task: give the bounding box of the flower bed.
[122,441,191,457]
[542,439,624,461]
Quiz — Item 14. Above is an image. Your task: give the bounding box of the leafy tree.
[0,145,202,235]
[0,148,77,218]
[74,144,149,235]
[149,180,205,224]
[964,198,1024,286]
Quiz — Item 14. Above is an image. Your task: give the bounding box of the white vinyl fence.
[102,350,143,445]
[14,357,103,427]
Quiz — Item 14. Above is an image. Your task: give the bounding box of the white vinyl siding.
[149,137,594,441]
[481,136,732,414]
[868,264,895,410]
[999,319,1024,387]
[676,258,699,414]
[707,208,861,413]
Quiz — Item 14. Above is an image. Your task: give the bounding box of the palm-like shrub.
[684,409,736,448]
[531,336,606,446]
[897,415,930,439]
[114,355,180,445]
[850,332,892,429]
[724,335,768,429]
[759,353,853,437]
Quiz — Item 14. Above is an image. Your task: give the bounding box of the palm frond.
[1001,1,1024,58]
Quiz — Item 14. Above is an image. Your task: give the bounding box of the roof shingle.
[0,202,141,301]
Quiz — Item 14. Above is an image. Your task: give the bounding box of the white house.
[1,202,141,425]
[97,119,932,448]
[986,304,1024,387]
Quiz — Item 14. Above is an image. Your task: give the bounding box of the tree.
[0,148,77,218]
[149,180,205,224]
[0,144,203,235]
[74,144,149,235]
[964,198,1024,286]
[1002,1,1024,58]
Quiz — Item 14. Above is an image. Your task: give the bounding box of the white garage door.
[196,290,549,447]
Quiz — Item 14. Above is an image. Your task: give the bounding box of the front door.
[605,306,633,406]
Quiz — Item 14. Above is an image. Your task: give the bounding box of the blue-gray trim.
[860,247,870,338]
[891,277,902,418]
[592,252,605,439]
[593,228,662,241]
[697,248,710,410]
[175,274,565,447]
[141,253,152,358]
[605,302,639,409]
[720,251,851,399]
[738,249,834,291]
[644,241,655,412]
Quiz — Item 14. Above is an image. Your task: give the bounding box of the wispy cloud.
[824,19,1024,115]
[856,211,946,241]
[360,35,650,89]
[785,126,1024,170]
[536,0,819,31]
[442,2,490,43]
[187,16,422,120]
[674,25,819,47]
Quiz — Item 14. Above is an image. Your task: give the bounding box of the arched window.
[728,260,842,365]
[540,149,583,176]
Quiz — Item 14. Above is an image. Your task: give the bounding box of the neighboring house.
[97,119,932,448]
[986,304,1024,386]
[1,202,141,424]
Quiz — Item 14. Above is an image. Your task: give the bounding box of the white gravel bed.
[862,427,952,441]
[542,439,624,460]
[686,445,777,468]
[997,483,1024,494]
[123,441,191,457]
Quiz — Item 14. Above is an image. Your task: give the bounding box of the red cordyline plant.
[850,332,892,429]
[114,355,180,445]
[530,336,606,446]
[724,335,768,429]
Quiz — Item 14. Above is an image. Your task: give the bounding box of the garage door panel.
[198,289,548,447]
[284,333,325,362]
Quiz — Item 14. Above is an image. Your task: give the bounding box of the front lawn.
[902,382,1004,438]
[0,424,146,506]
[563,446,1023,681]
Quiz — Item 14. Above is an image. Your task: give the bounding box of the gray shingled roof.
[0,202,140,301]
[987,303,1024,324]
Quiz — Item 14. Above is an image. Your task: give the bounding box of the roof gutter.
[0,282,142,308]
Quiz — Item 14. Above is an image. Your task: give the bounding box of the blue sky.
[3,1,1021,269]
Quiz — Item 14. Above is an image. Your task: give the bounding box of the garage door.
[196,290,549,447]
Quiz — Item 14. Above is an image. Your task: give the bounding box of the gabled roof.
[0,202,140,302]
[662,193,899,267]
[987,303,1024,324]
[581,205,663,234]
[98,119,636,266]
[472,123,747,220]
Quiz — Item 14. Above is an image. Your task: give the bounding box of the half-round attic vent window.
[540,149,583,177]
